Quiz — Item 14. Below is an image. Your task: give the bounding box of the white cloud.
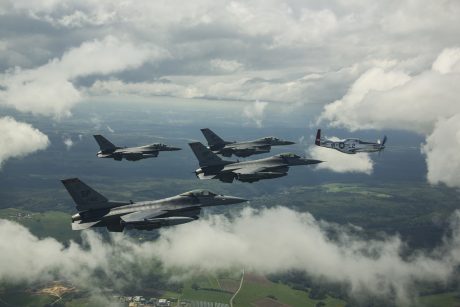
[63,136,73,150]
[243,100,268,127]
[0,116,49,168]
[2,207,460,304]
[319,47,460,186]
[422,114,460,187]
[0,36,165,118]
[210,59,243,73]
[432,47,460,74]
[307,144,374,174]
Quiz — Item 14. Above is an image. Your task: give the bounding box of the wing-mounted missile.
[122,216,196,230]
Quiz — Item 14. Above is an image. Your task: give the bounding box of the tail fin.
[93,135,116,151]
[200,128,226,147]
[382,135,387,146]
[189,142,226,167]
[315,129,321,146]
[61,178,109,211]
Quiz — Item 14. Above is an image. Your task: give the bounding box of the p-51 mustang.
[94,135,181,161]
[189,142,321,183]
[200,128,295,157]
[62,178,246,232]
[315,129,387,154]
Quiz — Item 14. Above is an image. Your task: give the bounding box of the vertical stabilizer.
[315,129,321,146]
[200,128,227,147]
[93,135,117,152]
[189,142,227,167]
[61,178,109,211]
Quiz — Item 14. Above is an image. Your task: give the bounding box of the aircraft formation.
[63,128,387,232]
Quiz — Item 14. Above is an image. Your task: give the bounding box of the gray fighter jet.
[189,142,322,183]
[62,178,247,232]
[315,129,387,154]
[94,135,181,161]
[200,128,295,157]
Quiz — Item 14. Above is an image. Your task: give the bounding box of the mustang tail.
[315,129,321,146]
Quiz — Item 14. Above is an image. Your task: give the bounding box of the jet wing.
[117,147,158,154]
[224,164,284,175]
[226,144,254,150]
[121,208,167,223]
[121,206,201,223]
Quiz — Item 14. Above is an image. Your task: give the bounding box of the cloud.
[2,1,458,108]
[0,36,165,118]
[243,100,268,127]
[1,207,460,305]
[210,59,243,73]
[307,143,374,174]
[318,47,460,186]
[62,136,73,150]
[422,114,460,187]
[0,116,49,168]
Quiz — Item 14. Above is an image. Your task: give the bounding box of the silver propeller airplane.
[62,178,247,232]
[189,142,322,183]
[201,128,295,157]
[94,135,181,161]
[315,129,387,154]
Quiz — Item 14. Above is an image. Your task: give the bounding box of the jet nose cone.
[284,141,296,145]
[217,195,248,205]
[168,146,182,151]
[304,159,323,165]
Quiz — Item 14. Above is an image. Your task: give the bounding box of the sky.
[1,1,460,304]
[1,0,460,186]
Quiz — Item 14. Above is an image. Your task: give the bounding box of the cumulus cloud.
[0,116,49,168]
[243,100,268,127]
[307,143,374,175]
[1,207,460,305]
[0,36,165,118]
[2,0,458,107]
[422,114,460,187]
[319,47,460,186]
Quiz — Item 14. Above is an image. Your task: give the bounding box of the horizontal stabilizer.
[72,221,100,230]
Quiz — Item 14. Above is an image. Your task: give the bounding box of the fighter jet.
[93,135,181,161]
[200,128,295,157]
[189,142,322,183]
[62,178,247,232]
[315,129,387,154]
